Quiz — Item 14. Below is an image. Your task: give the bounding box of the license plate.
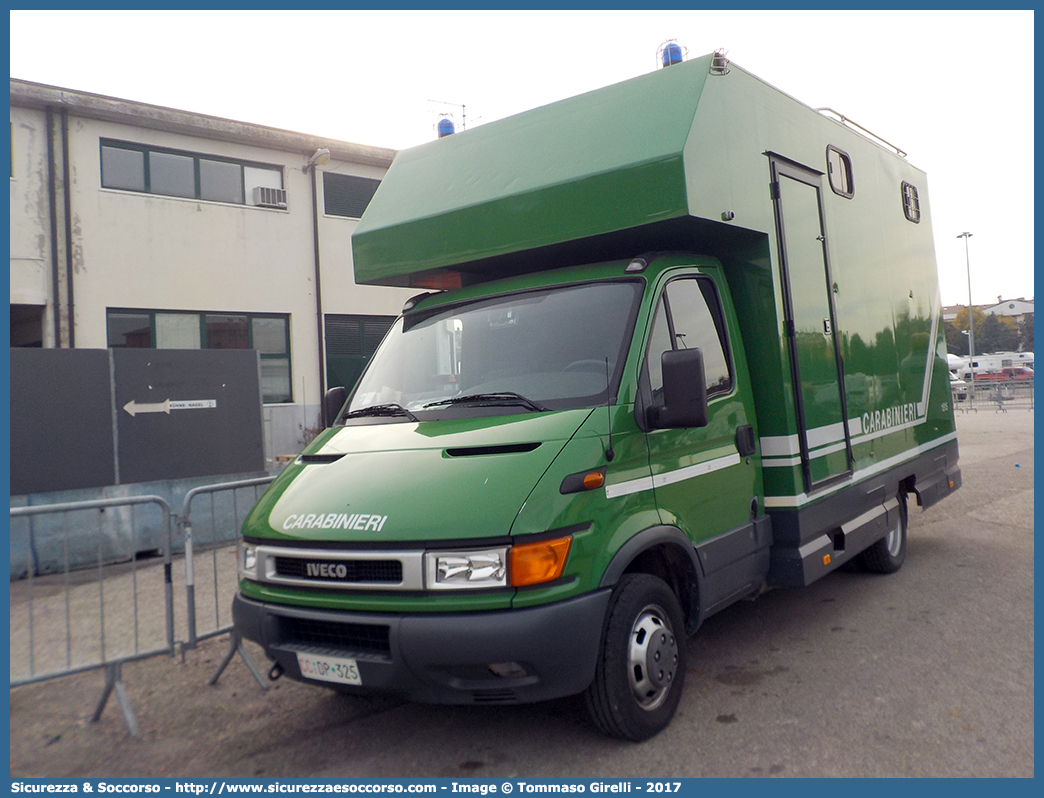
[296,652,362,686]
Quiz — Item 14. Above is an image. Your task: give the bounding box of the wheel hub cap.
[886,517,902,556]
[628,607,678,710]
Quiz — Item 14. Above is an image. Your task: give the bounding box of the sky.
[9,9,1035,308]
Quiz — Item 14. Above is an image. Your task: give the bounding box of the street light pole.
[957,232,974,405]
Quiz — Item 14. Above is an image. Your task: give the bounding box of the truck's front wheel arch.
[599,526,702,635]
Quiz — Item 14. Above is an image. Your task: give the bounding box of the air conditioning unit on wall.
[253,186,287,208]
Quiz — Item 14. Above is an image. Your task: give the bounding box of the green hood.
[245,409,594,543]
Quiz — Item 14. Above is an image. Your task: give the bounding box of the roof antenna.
[604,357,615,462]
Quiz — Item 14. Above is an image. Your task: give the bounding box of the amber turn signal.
[822,554,831,566]
[510,536,573,587]
[583,471,605,490]
[559,467,607,494]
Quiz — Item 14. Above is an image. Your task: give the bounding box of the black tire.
[859,491,908,574]
[585,574,686,741]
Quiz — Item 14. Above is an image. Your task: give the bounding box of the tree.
[976,314,1020,353]
[952,306,987,335]
[1019,314,1034,352]
[947,307,987,356]
[945,321,968,356]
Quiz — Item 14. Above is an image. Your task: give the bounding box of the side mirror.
[323,386,347,428]
[649,348,708,429]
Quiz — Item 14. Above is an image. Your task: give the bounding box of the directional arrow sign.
[123,399,217,417]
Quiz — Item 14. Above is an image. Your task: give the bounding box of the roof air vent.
[710,48,730,76]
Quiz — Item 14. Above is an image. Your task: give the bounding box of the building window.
[101,145,146,191]
[11,304,44,347]
[200,158,244,204]
[107,309,292,403]
[156,312,202,348]
[205,314,249,349]
[323,172,380,218]
[324,314,396,391]
[107,312,152,348]
[149,151,195,198]
[100,139,283,207]
[826,145,854,198]
[901,181,921,223]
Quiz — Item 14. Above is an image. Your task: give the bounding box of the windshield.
[348,280,643,416]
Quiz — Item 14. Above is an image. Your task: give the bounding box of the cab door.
[641,272,758,545]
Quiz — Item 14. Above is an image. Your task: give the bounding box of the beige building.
[10,79,415,463]
[981,297,1034,325]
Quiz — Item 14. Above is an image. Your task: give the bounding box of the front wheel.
[585,574,686,741]
[859,491,908,574]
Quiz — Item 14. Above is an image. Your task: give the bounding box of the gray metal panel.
[113,349,265,484]
[10,348,116,494]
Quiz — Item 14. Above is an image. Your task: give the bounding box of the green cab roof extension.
[352,55,714,287]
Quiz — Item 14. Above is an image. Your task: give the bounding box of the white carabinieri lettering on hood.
[282,513,388,532]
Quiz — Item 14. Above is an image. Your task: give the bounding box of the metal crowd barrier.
[9,496,176,736]
[178,476,274,649]
[9,476,280,735]
[953,379,1034,413]
[178,476,276,691]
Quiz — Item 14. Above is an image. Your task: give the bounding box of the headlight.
[425,548,508,590]
[423,535,573,590]
[238,541,258,581]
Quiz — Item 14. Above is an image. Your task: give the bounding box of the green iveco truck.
[233,52,961,740]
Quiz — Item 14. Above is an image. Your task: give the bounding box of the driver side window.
[647,277,733,396]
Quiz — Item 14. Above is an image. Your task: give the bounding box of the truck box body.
[234,53,961,740]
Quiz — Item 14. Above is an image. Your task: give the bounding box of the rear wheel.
[585,574,686,741]
[859,491,908,574]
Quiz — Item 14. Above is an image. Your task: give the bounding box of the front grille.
[274,556,403,584]
[253,544,425,591]
[279,616,391,658]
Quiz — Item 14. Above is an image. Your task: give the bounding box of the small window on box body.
[826,146,854,198]
[901,181,921,223]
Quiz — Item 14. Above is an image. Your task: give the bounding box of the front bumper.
[232,589,611,704]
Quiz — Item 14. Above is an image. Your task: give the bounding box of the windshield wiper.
[423,392,549,412]
[344,403,419,422]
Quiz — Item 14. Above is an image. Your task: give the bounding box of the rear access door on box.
[770,157,853,492]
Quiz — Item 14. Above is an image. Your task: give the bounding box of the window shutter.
[323,173,381,218]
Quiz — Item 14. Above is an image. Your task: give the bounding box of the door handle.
[736,425,756,457]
